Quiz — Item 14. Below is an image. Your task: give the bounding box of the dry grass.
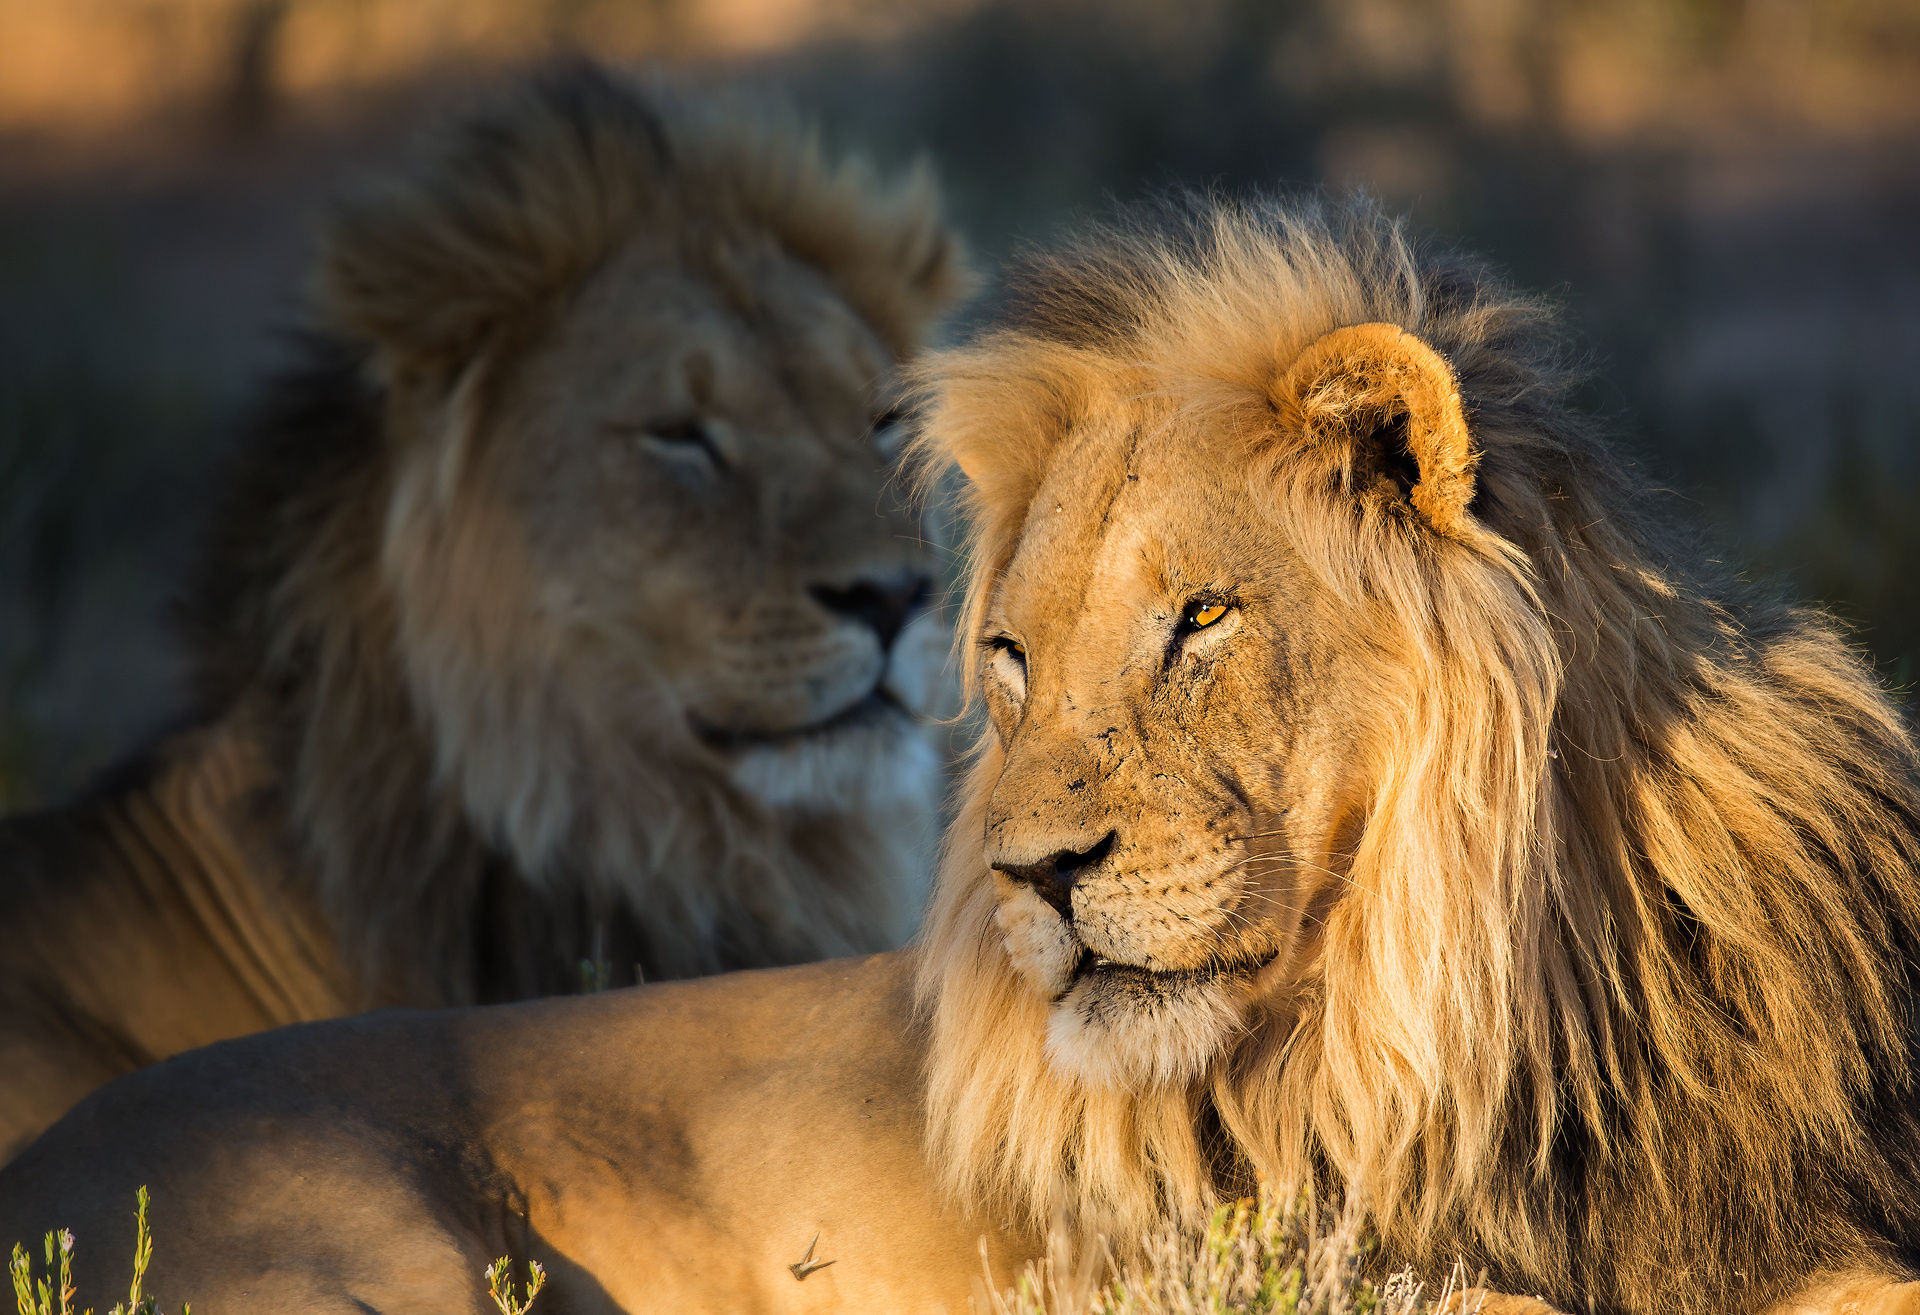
[982,1185,1480,1315]
[10,1181,1514,1315]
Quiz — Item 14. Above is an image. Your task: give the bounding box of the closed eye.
[870,405,908,458]
[612,417,726,469]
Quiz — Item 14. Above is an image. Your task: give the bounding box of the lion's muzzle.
[989,829,1116,922]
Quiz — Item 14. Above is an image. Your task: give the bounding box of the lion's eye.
[620,417,725,469]
[1181,601,1230,630]
[870,405,908,459]
[649,417,717,449]
[983,634,1027,702]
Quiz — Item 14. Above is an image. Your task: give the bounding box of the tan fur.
[3,197,1916,1315]
[1276,322,1476,535]
[910,197,1920,1313]
[0,955,1039,1314]
[0,63,969,1159]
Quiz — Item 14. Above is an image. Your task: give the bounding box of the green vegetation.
[485,1256,547,1315]
[10,1187,181,1315]
[9,1190,550,1315]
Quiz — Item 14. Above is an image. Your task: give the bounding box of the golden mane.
[910,197,1920,1312]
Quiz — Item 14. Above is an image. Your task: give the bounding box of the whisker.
[1221,853,1293,878]
[1222,847,1382,900]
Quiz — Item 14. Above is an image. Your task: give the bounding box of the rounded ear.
[1273,322,1477,534]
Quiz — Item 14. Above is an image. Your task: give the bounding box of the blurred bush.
[2,0,1917,804]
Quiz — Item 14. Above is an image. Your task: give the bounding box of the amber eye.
[1183,601,1229,629]
[986,634,1026,663]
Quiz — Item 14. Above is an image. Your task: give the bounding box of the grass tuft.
[984,1184,1488,1315]
[9,1188,550,1315]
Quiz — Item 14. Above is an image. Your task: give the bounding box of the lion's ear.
[1273,322,1477,535]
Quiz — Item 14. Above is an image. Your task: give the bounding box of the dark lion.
[0,65,968,1159]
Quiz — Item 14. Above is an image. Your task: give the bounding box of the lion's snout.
[806,569,933,654]
[988,829,1117,921]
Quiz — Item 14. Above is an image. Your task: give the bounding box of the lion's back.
[0,1011,504,1315]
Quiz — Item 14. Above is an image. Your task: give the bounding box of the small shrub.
[485,1256,546,1315]
[9,1186,185,1315]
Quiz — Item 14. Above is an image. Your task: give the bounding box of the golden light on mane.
[909,197,1920,1313]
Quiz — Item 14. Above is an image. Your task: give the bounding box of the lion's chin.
[722,703,937,815]
[1043,954,1262,1089]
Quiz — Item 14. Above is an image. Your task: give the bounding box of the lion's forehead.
[542,245,891,445]
[999,417,1266,644]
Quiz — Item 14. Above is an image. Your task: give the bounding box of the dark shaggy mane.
[184,332,378,714]
[163,64,967,1005]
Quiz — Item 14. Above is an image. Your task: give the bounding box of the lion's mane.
[912,198,1920,1312]
[190,65,967,1004]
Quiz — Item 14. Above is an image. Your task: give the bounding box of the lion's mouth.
[1066,945,1280,988]
[691,687,911,752]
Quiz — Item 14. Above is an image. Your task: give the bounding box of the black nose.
[809,572,932,651]
[991,831,1117,922]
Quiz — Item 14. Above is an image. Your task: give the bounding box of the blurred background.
[2,0,1917,808]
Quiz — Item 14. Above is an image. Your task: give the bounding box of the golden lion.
[0,66,968,1160]
[7,199,1920,1315]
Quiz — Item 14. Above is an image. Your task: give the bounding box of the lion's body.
[0,66,967,1160]
[5,197,1919,1315]
[0,954,1032,1315]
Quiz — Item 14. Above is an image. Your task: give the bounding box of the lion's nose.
[991,830,1117,922]
[809,572,932,651]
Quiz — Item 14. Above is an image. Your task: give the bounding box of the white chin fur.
[726,713,939,816]
[1045,971,1243,1089]
[995,889,1082,997]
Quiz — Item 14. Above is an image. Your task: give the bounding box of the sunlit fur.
[909,197,1920,1314]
